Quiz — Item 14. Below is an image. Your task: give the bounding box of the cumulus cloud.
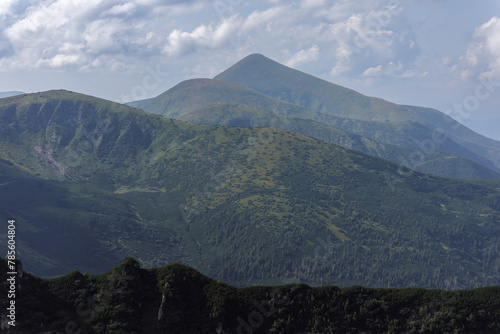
[241,6,291,32]
[101,3,137,17]
[0,0,459,105]
[0,0,207,71]
[0,0,16,17]
[0,0,417,78]
[324,2,413,77]
[464,16,500,80]
[162,4,296,57]
[163,16,240,56]
[362,64,383,77]
[285,45,320,68]
[362,61,428,78]
[38,53,86,68]
[300,0,326,9]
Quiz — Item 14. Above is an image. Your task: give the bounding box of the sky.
[0,0,499,140]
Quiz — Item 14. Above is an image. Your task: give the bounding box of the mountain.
[0,91,24,99]
[2,258,500,333]
[462,117,500,142]
[214,54,500,174]
[132,78,309,119]
[1,90,500,290]
[214,54,421,123]
[132,78,500,179]
[403,105,500,169]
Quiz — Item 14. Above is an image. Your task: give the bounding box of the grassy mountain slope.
[133,78,499,179]
[214,54,500,173]
[2,258,500,333]
[132,78,312,119]
[1,91,500,290]
[185,102,499,179]
[405,104,500,169]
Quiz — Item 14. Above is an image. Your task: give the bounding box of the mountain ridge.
[2,257,500,333]
[131,76,500,179]
[214,53,424,123]
[1,90,500,289]
[213,54,500,173]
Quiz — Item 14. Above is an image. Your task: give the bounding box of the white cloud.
[163,17,240,56]
[311,0,393,22]
[300,0,326,9]
[101,3,137,17]
[0,0,178,71]
[0,0,16,17]
[362,61,427,78]
[464,16,500,80]
[0,0,496,130]
[241,6,289,32]
[38,53,86,68]
[285,45,320,68]
[324,6,413,77]
[83,18,127,54]
[0,0,413,76]
[362,65,383,77]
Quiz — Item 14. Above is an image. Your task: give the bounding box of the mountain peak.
[214,53,284,83]
[238,53,278,64]
[215,54,419,123]
[243,53,267,59]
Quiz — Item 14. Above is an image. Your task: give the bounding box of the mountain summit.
[214,54,500,173]
[131,54,500,177]
[214,54,419,123]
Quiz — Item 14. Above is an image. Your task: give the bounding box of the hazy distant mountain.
[1,90,500,290]
[0,91,24,98]
[131,74,499,179]
[462,118,500,141]
[213,54,500,174]
[129,55,500,178]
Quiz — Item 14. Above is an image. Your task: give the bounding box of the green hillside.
[184,102,499,179]
[1,90,500,290]
[132,78,499,179]
[2,258,500,333]
[214,54,500,174]
[404,104,500,169]
[134,78,311,119]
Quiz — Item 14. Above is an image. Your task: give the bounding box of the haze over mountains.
[2,0,499,328]
[0,91,24,99]
[133,54,500,180]
[1,63,500,291]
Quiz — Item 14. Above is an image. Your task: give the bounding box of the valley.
[0,87,499,290]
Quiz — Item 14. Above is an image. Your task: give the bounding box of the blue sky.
[0,0,499,139]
